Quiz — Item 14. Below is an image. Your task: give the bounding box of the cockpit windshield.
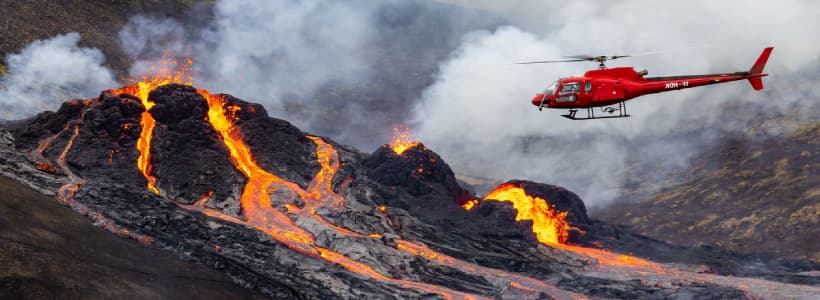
[541,81,559,95]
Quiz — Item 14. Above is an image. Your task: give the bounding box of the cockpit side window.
[584,81,592,92]
[559,82,580,94]
[542,81,559,95]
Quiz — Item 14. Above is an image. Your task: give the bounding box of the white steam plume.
[116,0,498,147]
[0,33,117,119]
[415,1,820,206]
[2,1,817,208]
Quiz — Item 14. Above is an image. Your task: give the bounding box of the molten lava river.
[30,65,818,299]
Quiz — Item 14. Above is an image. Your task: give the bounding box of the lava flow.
[390,125,420,154]
[112,59,193,195]
[484,183,573,244]
[189,90,482,299]
[49,101,153,244]
[28,99,92,174]
[481,183,661,271]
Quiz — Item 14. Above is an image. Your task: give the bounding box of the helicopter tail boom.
[747,47,773,90]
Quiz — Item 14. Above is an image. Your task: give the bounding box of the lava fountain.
[390,125,420,155]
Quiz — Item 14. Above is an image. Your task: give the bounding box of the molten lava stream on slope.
[29,100,91,174]
[50,102,153,244]
[112,59,193,195]
[304,136,347,209]
[482,183,662,272]
[189,90,483,299]
[307,131,585,298]
[56,125,84,205]
[293,136,367,237]
[480,180,820,298]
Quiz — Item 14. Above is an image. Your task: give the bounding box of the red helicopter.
[523,47,773,120]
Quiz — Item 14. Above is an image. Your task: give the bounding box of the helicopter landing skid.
[561,102,630,120]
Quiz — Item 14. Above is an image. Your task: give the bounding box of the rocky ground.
[1,84,817,299]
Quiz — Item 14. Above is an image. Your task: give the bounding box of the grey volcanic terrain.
[0,175,263,299]
[0,84,816,299]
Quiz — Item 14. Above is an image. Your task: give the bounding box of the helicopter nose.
[531,94,546,106]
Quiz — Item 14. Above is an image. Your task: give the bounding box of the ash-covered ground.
[2,84,818,299]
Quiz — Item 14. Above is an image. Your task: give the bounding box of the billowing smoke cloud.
[0,33,117,119]
[1,0,498,143]
[116,0,499,147]
[415,0,820,206]
[3,1,817,207]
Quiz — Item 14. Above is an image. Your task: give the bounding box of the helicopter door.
[593,81,625,101]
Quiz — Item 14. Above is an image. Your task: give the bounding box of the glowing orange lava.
[480,183,662,272]
[112,58,193,195]
[29,100,92,174]
[304,135,346,209]
[186,90,482,299]
[390,126,420,155]
[198,90,313,245]
[462,199,479,210]
[483,183,572,244]
[50,103,154,245]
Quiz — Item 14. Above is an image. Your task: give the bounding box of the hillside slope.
[0,175,265,299]
[598,112,819,262]
[0,0,203,75]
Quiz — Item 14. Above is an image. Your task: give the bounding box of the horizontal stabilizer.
[748,77,764,90]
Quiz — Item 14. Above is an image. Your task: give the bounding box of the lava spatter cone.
[355,142,474,211]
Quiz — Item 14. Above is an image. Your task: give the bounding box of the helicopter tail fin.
[747,47,773,90]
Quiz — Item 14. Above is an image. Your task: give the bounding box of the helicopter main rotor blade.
[560,46,707,61]
[516,46,706,65]
[516,59,588,64]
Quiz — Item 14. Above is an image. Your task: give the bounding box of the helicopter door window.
[559,82,580,94]
[556,94,577,102]
[584,81,592,92]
